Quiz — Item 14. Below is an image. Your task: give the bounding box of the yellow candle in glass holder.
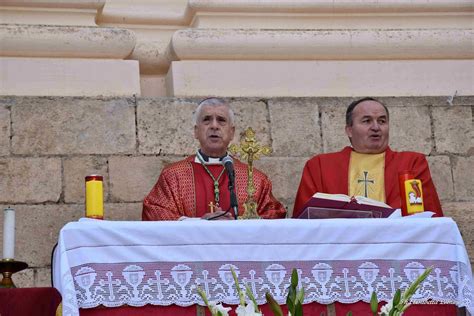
[85,175,104,219]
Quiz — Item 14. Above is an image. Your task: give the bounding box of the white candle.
[3,207,15,259]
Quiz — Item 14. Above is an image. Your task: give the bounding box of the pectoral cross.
[208,201,216,213]
[357,171,374,198]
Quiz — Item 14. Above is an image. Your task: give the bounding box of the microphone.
[222,156,235,184]
[222,156,238,219]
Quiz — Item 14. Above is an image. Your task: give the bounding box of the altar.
[52,217,474,315]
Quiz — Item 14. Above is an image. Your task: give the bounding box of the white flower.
[379,299,393,316]
[208,301,231,316]
[235,301,262,316]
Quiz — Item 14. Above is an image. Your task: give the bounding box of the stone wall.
[0,96,472,287]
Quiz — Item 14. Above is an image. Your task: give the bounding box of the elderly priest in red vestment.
[143,97,286,221]
[293,97,453,315]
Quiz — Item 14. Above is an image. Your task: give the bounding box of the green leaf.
[388,306,395,316]
[287,268,300,314]
[197,287,209,306]
[370,291,378,315]
[246,285,260,313]
[286,286,296,313]
[197,287,215,315]
[230,267,245,306]
[296,287,305,305]
[291,268,299,288]
[294,301,303,316]
[400,303,412,312]
[392,289,401,307]
[401,267,432,303]
[294,287,304,316]
[287,298,295,314]
[265,292,284,316]
[287,285,296,301]
[346,312,353,316]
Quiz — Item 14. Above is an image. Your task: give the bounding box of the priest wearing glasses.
[143,97,286,221]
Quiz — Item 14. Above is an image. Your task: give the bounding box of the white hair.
[193,97,235,126]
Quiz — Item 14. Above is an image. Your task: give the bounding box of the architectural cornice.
[1,0,473,96]
[188,0,473,29]
[0,0,105,26]
[171,28,473,61]
[95,0,474,27]
[0,0,105,9]
[98,0,189,26]
[92,0,473,74]
[0,24,135,58]
[188,0,474,13]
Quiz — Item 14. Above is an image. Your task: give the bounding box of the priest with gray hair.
[143,97,286,221]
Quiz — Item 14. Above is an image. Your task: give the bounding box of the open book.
[298,192,396,219]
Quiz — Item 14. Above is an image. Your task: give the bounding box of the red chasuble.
[293,146,453,316]
[137,156,289,315]
[143,155,286,220]
[293,146,443,219]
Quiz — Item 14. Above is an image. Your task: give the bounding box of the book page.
[313,192,351,202]
[313,192,391,208]
[353,195,391,208]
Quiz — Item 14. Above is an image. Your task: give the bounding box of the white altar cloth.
[53,217,474,316]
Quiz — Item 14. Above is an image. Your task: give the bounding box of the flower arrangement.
[370,267,433,316]
[266,268,304,316]
[197,267,262,316]
[197,266,433,316]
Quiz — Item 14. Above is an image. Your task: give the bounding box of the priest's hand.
[201,209,234,220]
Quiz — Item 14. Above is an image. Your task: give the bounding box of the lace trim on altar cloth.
[64,260,473,314]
